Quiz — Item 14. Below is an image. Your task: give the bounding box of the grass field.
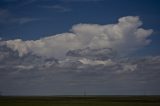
[0,96,160,106]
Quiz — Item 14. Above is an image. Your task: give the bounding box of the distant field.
[0,96,160,106]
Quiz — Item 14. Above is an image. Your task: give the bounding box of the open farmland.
[0,96,160,106]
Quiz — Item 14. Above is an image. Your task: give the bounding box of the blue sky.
[0,0,159,39]
[0,0,160,95]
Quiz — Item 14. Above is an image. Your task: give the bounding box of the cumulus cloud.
[3,16,153,58]
[71,16,152,50]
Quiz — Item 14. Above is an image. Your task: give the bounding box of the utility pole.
[84,89,86,96]
[0,91,2,96]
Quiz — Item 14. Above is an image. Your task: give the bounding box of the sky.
[0,0,160,96]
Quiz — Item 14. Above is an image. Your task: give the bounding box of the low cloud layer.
[0,49,160,95]
[2,16,153,58]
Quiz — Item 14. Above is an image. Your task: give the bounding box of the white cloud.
[3,16,153,58]
[6,39,30,57]
[5,33,81,58]
[71,16,152,51]
[116,64,137,73]
[15,65,34,70]
[79,58,115,66]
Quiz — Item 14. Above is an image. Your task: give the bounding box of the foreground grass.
[0,96,160,106]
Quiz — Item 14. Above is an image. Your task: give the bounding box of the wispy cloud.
[60,0,104,2]
[40,5,71,12]
[17,0,37,7]
[2,0,37,7]
[0,9,41,25]
[16,17,42,24]
[1,0,18,2]
[0,9,10,24]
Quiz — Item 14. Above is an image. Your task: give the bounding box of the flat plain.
[0,96,160,106]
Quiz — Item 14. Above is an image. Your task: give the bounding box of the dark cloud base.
[0,45,160,96]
